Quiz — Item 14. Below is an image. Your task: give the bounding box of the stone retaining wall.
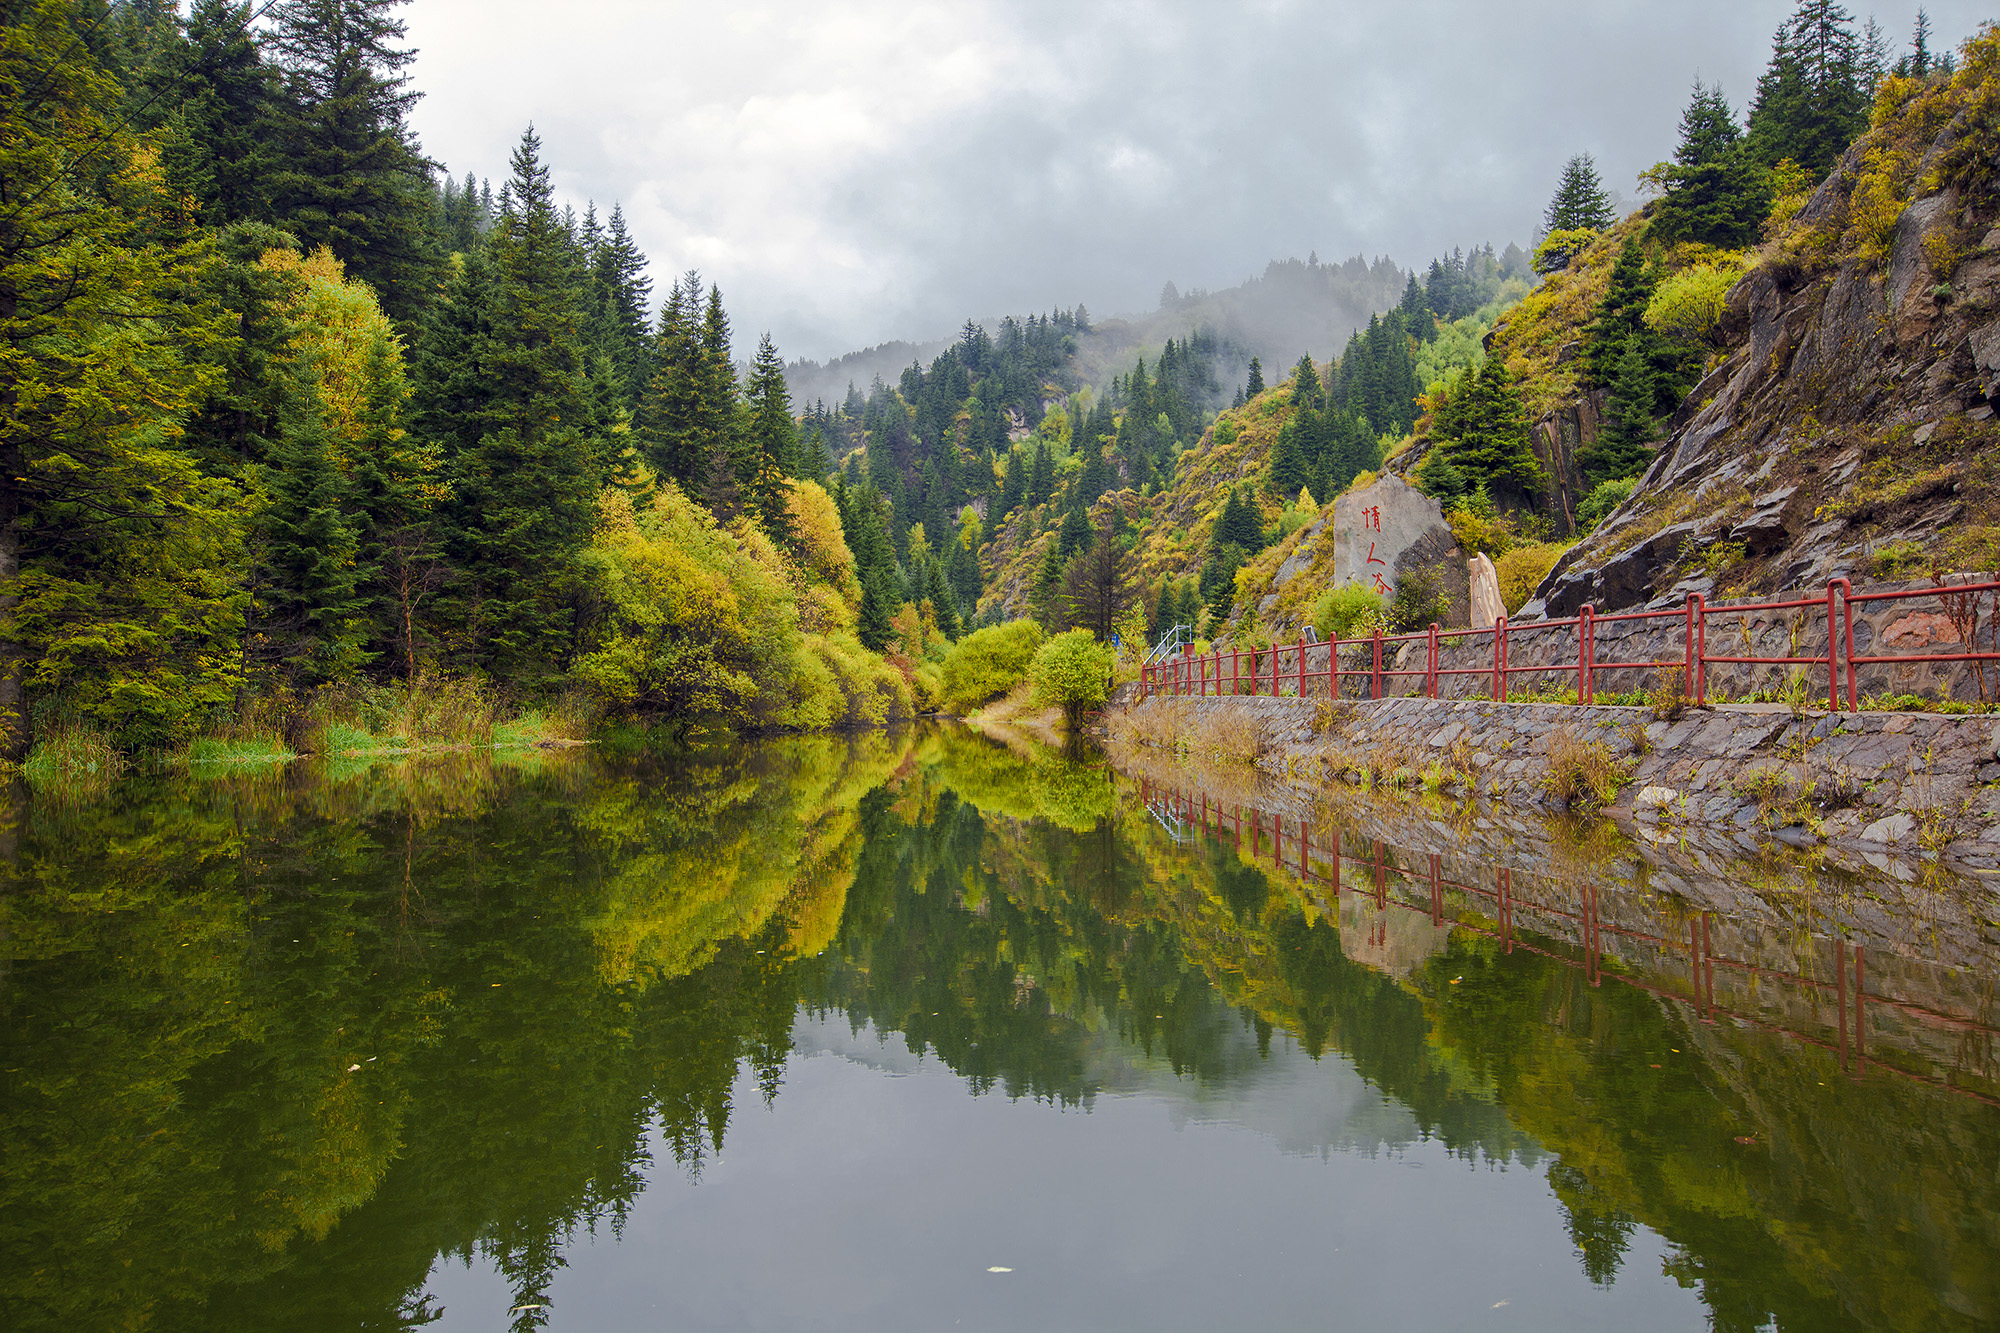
[1108,693,2000,874]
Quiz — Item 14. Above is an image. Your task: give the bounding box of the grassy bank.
[14,676,594,794]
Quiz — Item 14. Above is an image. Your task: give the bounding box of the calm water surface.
[2,726,1996,1331]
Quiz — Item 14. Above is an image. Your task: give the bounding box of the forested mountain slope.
[1530,34,2000,616]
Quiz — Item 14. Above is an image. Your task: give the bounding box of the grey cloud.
[404,0,1990,361]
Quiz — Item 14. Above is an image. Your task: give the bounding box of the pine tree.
[999,447,1025,516]
[1398,274,1434,340]
[743,332,799,534]
[1653,81,1770,248]
[1266,420,1310,497]
[0,3,249,754]
[254,373,370,687]
[1746,1,1871,175]
[1063,526,1133,644]
[1288,354,1320,406]
[1245,356,1265,396]
[636,273,709,488]
[1578,337,1657,486]
[262,0,439,321]
[590,204,653,411]
[1582,239,1653,389]
[147,0,281,226]
[1429,359,1543,500]
[923,558,959,638]
[1213,486,1265,553]
[1028,439,1054,506]
[440,126,603,682]
[1543,153,1616,234]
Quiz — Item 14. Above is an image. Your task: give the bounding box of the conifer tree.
[1428,359,1543,500]
[1288,354,1320,407]
[262,0,439,321]
[1028,440,1054,506]
[1578,338,1657,486]
[636,274,708,488]
[999,447,1025,516]
[923,558,959,638]
[254,374,370,687]
[1543,153,1616,234]
[1582,239,1653,389]
[1213,486,1265,553]
[1245,356,1265,396]
[147,0,281,226]
[441,126,603,682]
[745,331,800,502]
[589,204,653,410]
[1746,0,1871,175]
[1654,80,1769,248]
[1266,420,1310,497]
[0,2,249,753]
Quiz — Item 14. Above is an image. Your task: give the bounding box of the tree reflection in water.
[0,726,1994,1331]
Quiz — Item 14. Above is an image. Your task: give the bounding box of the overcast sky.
[401,0,1989,363]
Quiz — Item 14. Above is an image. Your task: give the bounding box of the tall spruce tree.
[262,0,438,322]
[636,273,709,488]
[146,0,281,227]
[1245,356,1265,396]
[1578,337,1657,486]
[441,126,603,682]
[1428,359,1543,500]
[253,372,370,687]
[743,332,799,534]
[1747,0,1871,175]
[1654,80,1770,248]
[1543,153,1616,234]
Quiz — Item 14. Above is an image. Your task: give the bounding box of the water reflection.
[0,729,1994,1331]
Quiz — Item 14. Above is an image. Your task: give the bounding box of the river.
[2,725,1995,1331]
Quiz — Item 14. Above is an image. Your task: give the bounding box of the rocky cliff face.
[1527,81,2000,618]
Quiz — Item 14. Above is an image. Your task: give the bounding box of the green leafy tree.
[1027,628,1114,729]
[0,1,248,753]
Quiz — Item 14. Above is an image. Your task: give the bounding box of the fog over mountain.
[404,0,1992,364]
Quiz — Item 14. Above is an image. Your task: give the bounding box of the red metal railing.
[1137,576,2000,712]
[1136,778,2000,1107]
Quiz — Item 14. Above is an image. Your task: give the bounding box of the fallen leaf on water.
[986,1267,1013,1274]
[1492,1300,1509,1307]
[1734,1136,1757,1144]
[510,1305,544,1313]
[347,1064,360,1072]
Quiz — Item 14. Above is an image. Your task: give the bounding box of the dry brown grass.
[1103,698,1273,766]
[1541,728,1628,811]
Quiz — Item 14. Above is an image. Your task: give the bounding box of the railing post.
[1233,645,1241,696]
[1579,603,1595,704]
[1427,624,1440,698]
[1693,594,1708,706]
[1297,634,1306,697]
[1825,580,1840,712]
[1831,577,1855,711]
[1492,614,1507,700]
[1371,632,1383,700]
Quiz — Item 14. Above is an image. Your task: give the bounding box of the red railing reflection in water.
[1136,778,2000,1107]
[1138,577,2000,710]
